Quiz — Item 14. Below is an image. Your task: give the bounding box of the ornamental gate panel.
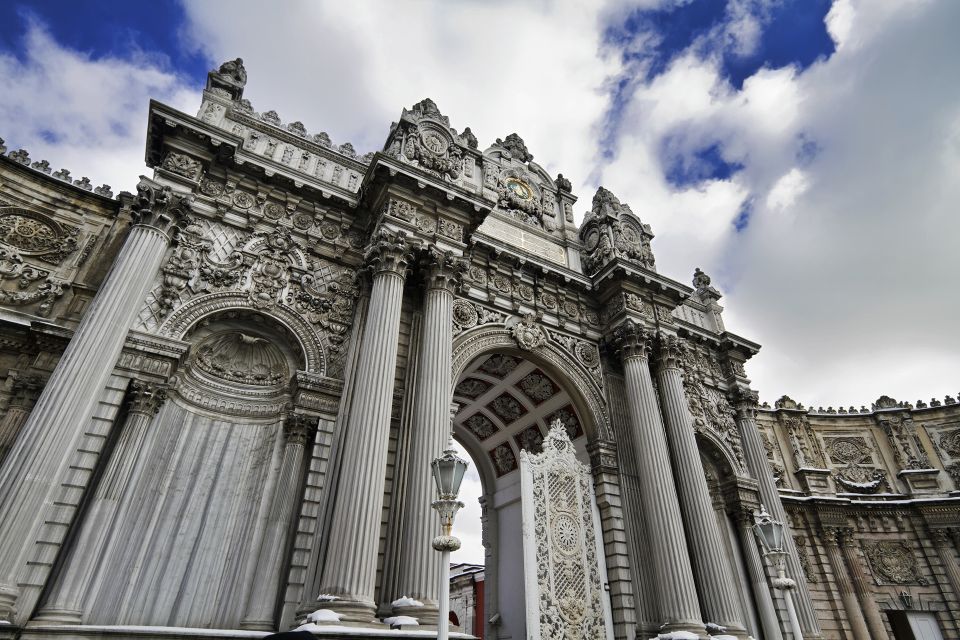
[520,419,613,639]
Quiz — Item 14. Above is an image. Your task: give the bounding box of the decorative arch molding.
[158,291,325,374]
[696,429,745,479]
[451,323,611,441]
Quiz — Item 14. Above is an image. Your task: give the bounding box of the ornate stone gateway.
[520,419,612,639]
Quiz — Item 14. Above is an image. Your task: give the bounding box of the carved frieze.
[161,152,203,181]
[0,207,79,265]
[878,412,932,470]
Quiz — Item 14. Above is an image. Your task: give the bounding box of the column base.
[317,597,378,625]
[0,583,19,622]
[238,617,275,631]
[29,607,84,625]
[391,603,438,626]
[656,620,708,639]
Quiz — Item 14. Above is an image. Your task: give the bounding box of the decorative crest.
[496,133,533,163]
[579,186,655,274]
[511,313,547,351]
[206,58,247,100]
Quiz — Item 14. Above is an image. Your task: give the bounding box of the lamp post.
[753,504,804,640]
[431,441,468,640]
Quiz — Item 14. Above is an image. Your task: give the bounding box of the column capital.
[8,374,45,409]
[930,527,958,547]
[654,332,685,370]
[126,380,168,416]
[122,177,194,236]
[821,525,854,546]
[610,319,652,361]
[421,246,469,292]
[364,227,416,277]
[586,439,618,473]
[729,386,760,420]
[284,412,319,446]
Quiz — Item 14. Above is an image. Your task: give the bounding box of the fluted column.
[318,228,413,623]
[836,528,887,639]
[732,387,823,638]
[655,335,747,636]
[0,179,185,623]
[821,527,870,640]
[0,374,43,464]
[612,321,704,635]
[392,249,464,624]
[931,528,960,616]
[35,381,167,623]
[734,509,783,640]
[241,413,318,630]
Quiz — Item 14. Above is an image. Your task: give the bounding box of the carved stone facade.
[0,59,956,640]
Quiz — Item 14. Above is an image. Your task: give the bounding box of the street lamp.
[753,504,804,640]
[432,441,468,640]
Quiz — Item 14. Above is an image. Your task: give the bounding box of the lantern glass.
[753,505,785,555]
[432,444,468,498]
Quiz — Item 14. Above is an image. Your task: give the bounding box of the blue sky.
[1,0,958,566]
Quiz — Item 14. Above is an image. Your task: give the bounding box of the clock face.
[505,177,533,201]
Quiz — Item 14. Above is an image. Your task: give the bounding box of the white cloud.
[0,19,199,193]
[179,0,620,202]
[604,0,960,407]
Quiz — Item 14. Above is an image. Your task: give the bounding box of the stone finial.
[461,126,478,150]
[313,132,332,147]
[8,149,30,165]
[338,142,357,159]
[52,168,71,181]
[94,184,114,198]
[555,173,572,192]
[693,267,711,290]
[206,57,247,100]
[0,137,6,154]
[774,395,801,410]
[286,121,307,137]
[872,395,899,410]
[496,132,533,162]
[411,98,443,119]
[260,110,281,126]
[31,159,51,174]
[74,177,93,191]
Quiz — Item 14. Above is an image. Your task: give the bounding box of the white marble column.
[241,413,317,630]
[731,387,824,638]
[931,528,960,615]
[821,527,872,640]
[35,381,167,623]
[735,509,784,640]
[0,179,185,623]
[318,228,412,623]
[836,527,888,639]
[0,375,43,464]
[654,335,747,637]
[392,249,463,624]
[613,321,704,636]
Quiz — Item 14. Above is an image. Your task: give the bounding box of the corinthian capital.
[123,177,194,235]
[422,247,469,292]
[611,319,652,361]
[729,386,760,420]
[284,412,319,446]
[364,227,415,277]
[126,380,169,416]
[655,333,685,370]
[8,374,45,410]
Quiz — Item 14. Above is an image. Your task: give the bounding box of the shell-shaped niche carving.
[195,331,289,386]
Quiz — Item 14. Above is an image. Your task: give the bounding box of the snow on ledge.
[390,596,424,608]
[655,633,700,640]
[20,626,268,637]
[292,623,472,637]
[383,616,419,627]
[307,609,342,623]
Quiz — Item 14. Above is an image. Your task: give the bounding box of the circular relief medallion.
[320,221,340,240]
[264,203,285,220]
[292,213,313,230]
[233,191,255,209]
[551,512,581,556]
[452,299,478,328]
[0,211,58,252]
[420,130,448,155]
[583,228,600,252]
[493,275,511,293]
[562,301,579,319]
[829,438,867,464]
[505,177,533,201]
[575,342,600,368]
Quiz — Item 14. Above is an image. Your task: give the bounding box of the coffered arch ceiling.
[453,353,585,479]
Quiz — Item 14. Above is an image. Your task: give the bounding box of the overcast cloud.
[1,0,957,564]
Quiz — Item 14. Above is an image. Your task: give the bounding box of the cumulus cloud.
[0,18,199,192]
[602,0,960,406]
[179,0,620,202]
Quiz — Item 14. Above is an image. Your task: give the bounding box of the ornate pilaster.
[393,248,465,623]
[931,528,960,620]
[0,178,185,624]
[35,380,168,624]
[821,527,873,640]
[611,321,704,635]
[318,228,413,623]
[654,334,747,637]
[734,509,783,640]
[731,386,823,638]
[0,374,44,463]
[241,413,318,630]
